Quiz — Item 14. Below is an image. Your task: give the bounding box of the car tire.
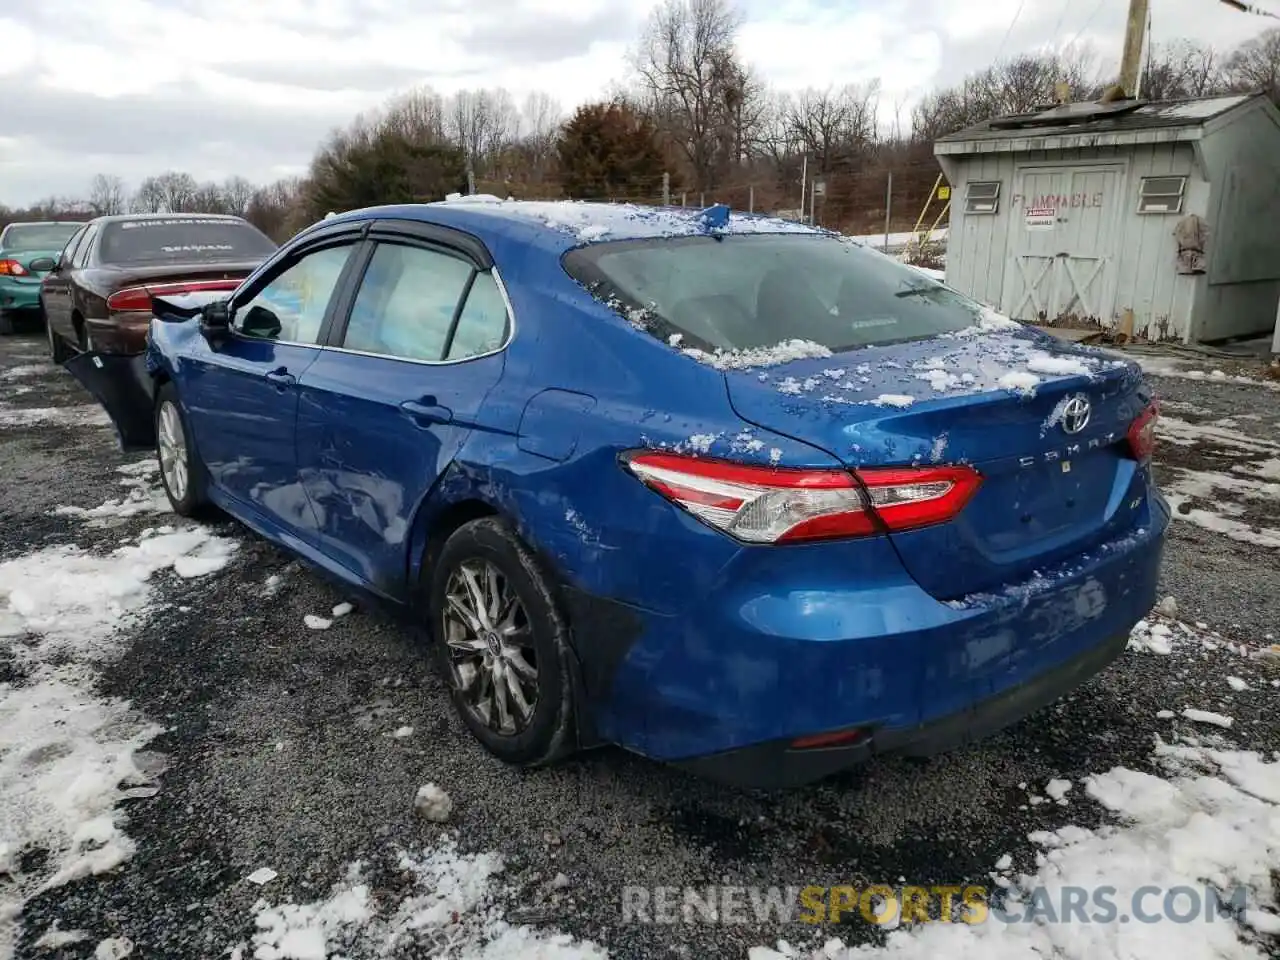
[154,382,209,517]
[0,311,13,336]
[46,311,71,364]
[431,517,577,767]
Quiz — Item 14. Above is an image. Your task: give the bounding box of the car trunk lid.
[721,326,1153,600]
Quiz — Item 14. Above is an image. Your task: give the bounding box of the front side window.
[565,234,990,355]
[343,243,474,362]
[59,226,89,267]
[235,244,354,344]
[73,224,100,268]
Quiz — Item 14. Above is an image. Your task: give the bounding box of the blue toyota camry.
[67,198,1168,788]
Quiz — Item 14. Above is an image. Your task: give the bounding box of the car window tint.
[446,271,508,360]
[344,244,473,362]
[73,224,100,268]
[236,244,352,344]
[98,218,276,265]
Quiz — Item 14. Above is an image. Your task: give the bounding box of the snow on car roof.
[431,196,822,244]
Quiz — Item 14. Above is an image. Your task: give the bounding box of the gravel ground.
[2,331,1278,959]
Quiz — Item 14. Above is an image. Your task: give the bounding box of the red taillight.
[0,259,28,277]
[623,451,982,544]
[106,279,241,314]
[1127,401,1159,462]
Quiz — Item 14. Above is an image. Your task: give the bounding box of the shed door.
[1002,165,1122,325]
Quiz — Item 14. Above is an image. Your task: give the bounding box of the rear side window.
[447,272,508,360]
[344,244,474,361]
[564,234,987,354]
[99,218,277,265]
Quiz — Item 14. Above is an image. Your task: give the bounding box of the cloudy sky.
[0,0,1268,206]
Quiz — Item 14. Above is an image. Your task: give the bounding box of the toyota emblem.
[1060,394,1092,435]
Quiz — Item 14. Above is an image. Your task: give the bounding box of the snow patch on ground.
[1137,356,1280,391]
[54,460,170,525]
[0,404,111,429]
[242,836,607,960]
[753,737,1280,960]
[0,523,238,954]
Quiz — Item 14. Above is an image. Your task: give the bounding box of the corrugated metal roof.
[937,93,1256,144]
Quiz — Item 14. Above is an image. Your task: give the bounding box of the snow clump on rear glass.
[681,339,833,370]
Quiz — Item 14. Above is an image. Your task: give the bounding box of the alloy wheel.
[157,401,189,503]
[441,559,539,736]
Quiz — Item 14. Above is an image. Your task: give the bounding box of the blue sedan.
[67,199,1168,789]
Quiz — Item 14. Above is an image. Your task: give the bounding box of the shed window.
[1137,176,1186,214]
[964,181,1001,214]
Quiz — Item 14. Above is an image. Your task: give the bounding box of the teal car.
[0,221,83,334]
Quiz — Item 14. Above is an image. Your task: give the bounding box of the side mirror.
[29,257,57,272]
[199,300,232,342]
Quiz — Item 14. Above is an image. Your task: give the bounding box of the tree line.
[4,0,1280,241]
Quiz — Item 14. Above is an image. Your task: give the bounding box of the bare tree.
[632,0,747,191]
[1140,40,1225,100]
[87,174,127,216]
[220,176,256,216]
[785,82,880,173]
[383,86,448,145]
[911,49,1104,140]
[191,182,227,214]
[140,171,199,213]
[1223,27,1280,104]
[445,88,519,178]
[132,177,166,213]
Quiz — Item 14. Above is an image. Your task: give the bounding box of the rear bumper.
[675,629,1129,789]
[581,491,1169,784]
[0,280,42,312]
[84,313,149,354]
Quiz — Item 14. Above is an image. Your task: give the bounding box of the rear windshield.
[98,218,277,265]
[564,234,989,353]
[1,223,81,252]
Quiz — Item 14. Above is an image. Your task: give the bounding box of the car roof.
[2,220,84,228]
[318,198,823,257]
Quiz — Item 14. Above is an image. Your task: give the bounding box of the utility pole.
[1118,0,1150,97]
[662,172,670,206]
[799,155,808,223]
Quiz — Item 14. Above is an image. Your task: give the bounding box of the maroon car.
[37,213,277,360]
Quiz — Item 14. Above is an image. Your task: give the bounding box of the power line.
[1050,0,1072,50]
[996,0,1027,61]
[1218,0,1280,19]
[1066,0,1109,51]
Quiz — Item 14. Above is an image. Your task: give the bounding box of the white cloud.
[0,0,1271,206]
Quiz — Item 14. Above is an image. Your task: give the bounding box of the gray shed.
[934,93,1280,344]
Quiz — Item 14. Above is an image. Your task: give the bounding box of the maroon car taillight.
[106,279,242,314]
[0,259,28,277]
[622,451,983,544]
[1127,401,1160,463]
